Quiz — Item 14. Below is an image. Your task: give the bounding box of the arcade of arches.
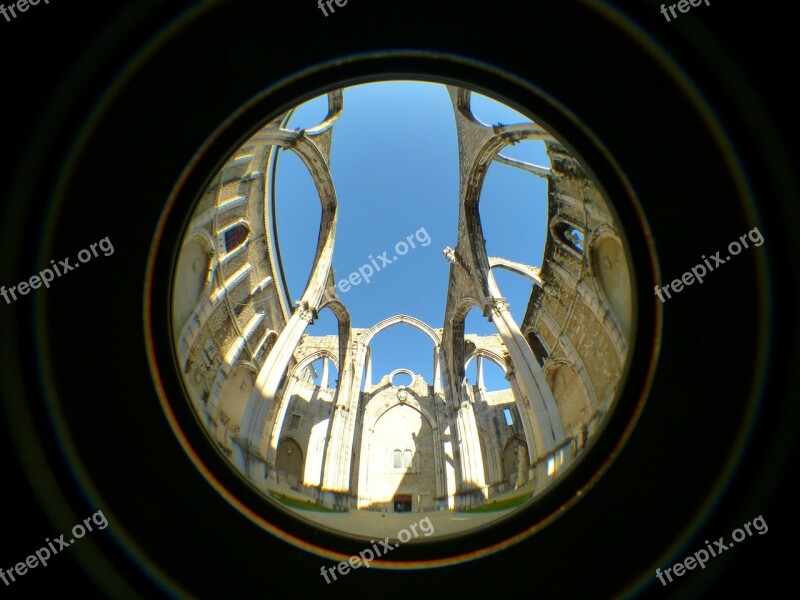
[171,83,632,538]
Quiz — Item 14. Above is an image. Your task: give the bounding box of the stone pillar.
[488,298,565,453]
[454,394,486,504]
[516,444,527,489]
[442,421,456,509]
[433,347,443,392]
[505,369,536,465]
[320,357,329,389]
[240,303,316,464]
[320,337,364,505]
[364,347,372,389]
[476,355,485,390]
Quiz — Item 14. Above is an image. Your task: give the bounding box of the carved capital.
[295,301,317,323]
[486,297,509,314]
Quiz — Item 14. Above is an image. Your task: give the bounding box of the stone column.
[240,303,316,464]
[454,389,486,506]
[364,347,372,389]
[505,369,537,465]
[488,298,565,453]
[320,357,329,389]
[433,347,443,392]
[516,444,527,489]
[320,340,362,502]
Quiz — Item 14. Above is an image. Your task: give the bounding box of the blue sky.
[275,81,550,390]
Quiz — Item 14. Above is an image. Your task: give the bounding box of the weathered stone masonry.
[172,86,631,512]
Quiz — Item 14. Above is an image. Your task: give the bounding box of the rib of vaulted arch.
[239,92,344,473]
[361,314,444,392]
[440,86,567,502]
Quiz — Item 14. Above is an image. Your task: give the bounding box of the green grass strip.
[268,491,342,512]
[460,492,533,513]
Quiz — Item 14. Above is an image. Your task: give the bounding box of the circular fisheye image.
[170,81,634,542]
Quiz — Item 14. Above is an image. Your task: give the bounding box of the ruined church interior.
[171,82,633,539]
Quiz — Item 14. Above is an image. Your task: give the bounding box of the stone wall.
[171,87,632,514]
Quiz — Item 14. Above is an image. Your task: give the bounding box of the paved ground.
[283,508,512,540]
[268,483,538,540]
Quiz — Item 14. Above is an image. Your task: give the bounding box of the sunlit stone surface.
[171,83,632,540]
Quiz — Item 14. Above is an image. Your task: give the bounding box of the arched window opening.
[392,371,413,387]
[553,221,585,254]
[525,330,549,366]
[464,356,508,392]
[286,95,331,130]
[565,228,584,253]
[480,153,549,268]
[464,305,494,337]
[368,323,436,386]
[301,357,339,388]
[491,269,534,325]
[224,223,249,253]
[275,150,322,304]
